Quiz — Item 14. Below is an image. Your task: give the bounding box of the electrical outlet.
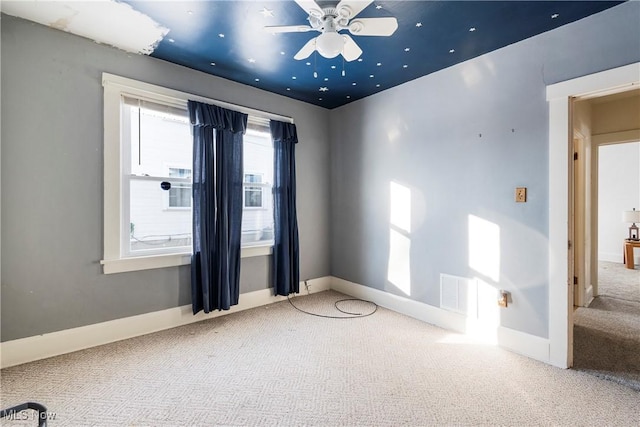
[515,187,527,203]
[498,291,509,308]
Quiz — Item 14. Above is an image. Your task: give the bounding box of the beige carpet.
[2,290,639,426]
[573,261,640,390]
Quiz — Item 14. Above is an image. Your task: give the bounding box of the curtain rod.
[102,73,294,124]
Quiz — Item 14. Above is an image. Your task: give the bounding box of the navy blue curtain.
[270,120,300,296]
[189,100,247,314]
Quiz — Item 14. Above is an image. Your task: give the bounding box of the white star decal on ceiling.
[376,5,382,9]
[416,22,422,27]
[260,7,274,17]
[319,87,329,92]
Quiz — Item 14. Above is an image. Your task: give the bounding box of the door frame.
[546,62,639,368]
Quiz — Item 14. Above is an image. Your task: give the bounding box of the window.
[244,173,264,208]
[168,168,191,209]
[102,74,283,273]
[241,123,274,246]
[124,97,192,255]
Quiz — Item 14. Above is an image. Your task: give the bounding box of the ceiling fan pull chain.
[314,52,318,78]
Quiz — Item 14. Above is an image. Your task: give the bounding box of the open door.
[572,112,595,308]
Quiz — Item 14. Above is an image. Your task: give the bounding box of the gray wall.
[329,2,640,338]
[1,15,331,341]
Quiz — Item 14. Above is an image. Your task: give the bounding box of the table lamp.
[623,208,640,240]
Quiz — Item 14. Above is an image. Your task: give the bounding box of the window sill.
[101,245,273,274]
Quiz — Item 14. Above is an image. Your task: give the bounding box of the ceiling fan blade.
[348,17,398,36]
[264,25,313,34]
[335,0,373,19]
[295,0,324,18]
[294,37,317,60]
[342,34,363,62]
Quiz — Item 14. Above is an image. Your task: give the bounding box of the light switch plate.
[515,187,527,202]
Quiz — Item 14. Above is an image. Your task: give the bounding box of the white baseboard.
[0,277,331,369]
[599,252,640,264]
[598,252,622,263]
[331,277,550,364]
[1,275,550,368]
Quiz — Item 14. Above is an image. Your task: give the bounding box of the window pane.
[245,187,263,207]
[129,177,191,252]
[128,104,191,177]
[169,168,191,179]
[126,101,192,255]
[244,173,262,183]
[169,184,192,208]
[242,124,274,245]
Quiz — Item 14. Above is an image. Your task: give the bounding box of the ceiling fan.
[264,0,398,61]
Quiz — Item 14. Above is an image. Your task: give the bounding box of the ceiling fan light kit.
[316,32,345,58]
[264,0,398,61]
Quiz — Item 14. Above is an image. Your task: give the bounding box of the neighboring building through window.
[244,173,264,208]
[168,168,191,209]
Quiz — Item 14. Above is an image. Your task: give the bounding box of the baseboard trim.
[331,276,550,364]
[1,275,549,368]
[0,277,332,369]
[599,253,640,265]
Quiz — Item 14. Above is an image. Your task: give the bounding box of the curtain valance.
[188,100,248,133]
[270,120,298,144]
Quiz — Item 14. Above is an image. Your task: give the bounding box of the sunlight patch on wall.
[468,214,501,283]
[438,275,500,345]
[388,229,411,296]
[390,181,411,233]
[1,1,169,54]
[464,278,500,344]
[387,181,411,296]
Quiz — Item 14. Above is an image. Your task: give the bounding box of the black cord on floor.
[287,295,378,319]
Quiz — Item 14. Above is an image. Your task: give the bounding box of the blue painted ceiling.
[122,1,624,109]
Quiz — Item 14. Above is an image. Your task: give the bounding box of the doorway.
[570,89,640,388]
[546,62,639,369]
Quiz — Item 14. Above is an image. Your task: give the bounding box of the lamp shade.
[622,209,640,223]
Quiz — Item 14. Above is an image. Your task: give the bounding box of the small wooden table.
[623,240,640,269]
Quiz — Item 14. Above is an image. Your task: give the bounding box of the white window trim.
[101,73,289,274]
